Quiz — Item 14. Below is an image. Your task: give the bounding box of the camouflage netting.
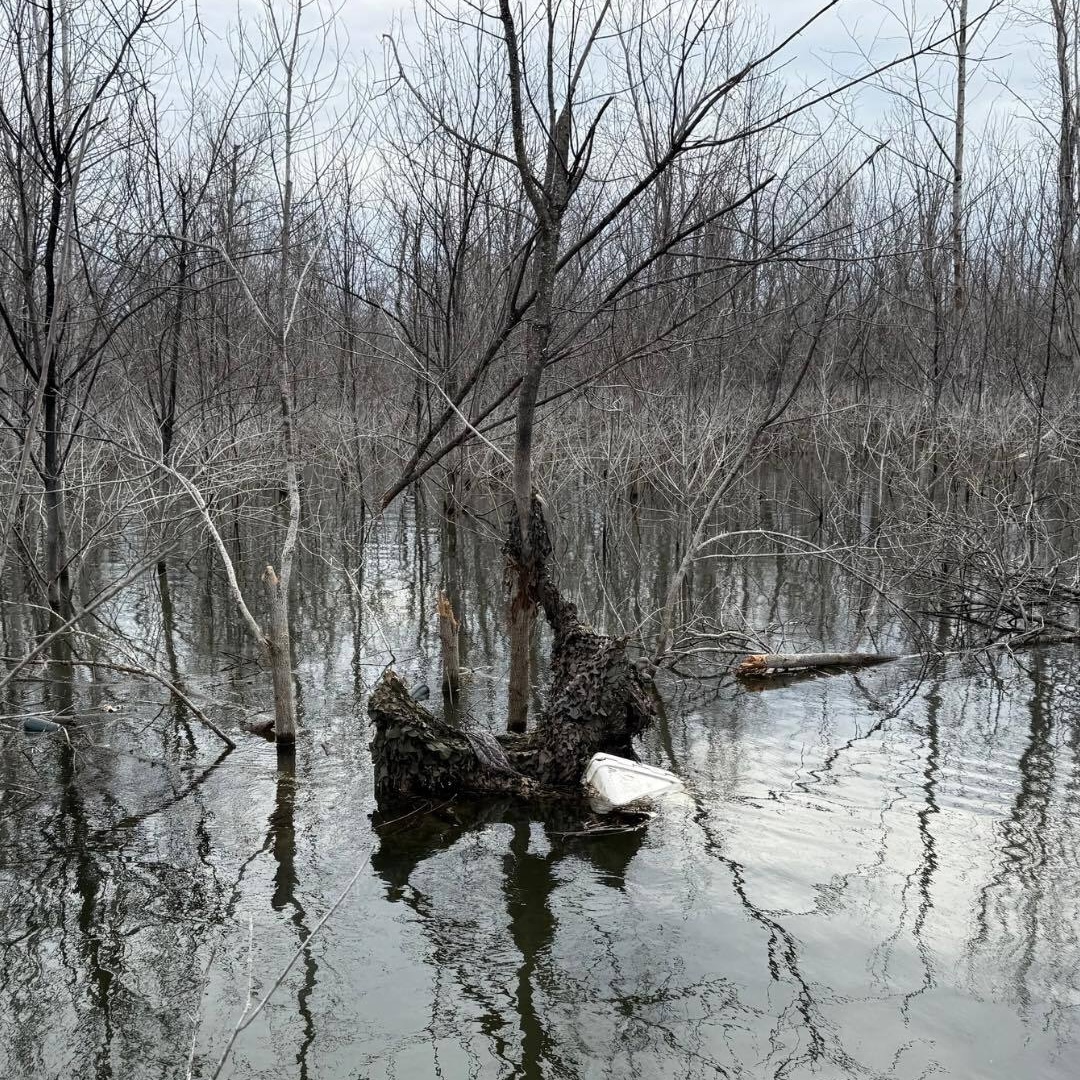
[531,621,656,787]
[368,494,659,799]
[369,670,543,799]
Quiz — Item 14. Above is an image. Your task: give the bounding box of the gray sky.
[772,1,1045,132]
[186,0,1051,145]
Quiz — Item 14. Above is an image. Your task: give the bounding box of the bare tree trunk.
[160,185,189,465]
[950,0,967,321]
[267,0,304,747]
[506,588,532,731]
[1051,0,1080,374]
[42,360,74,620]
[263,565,297,746]
[500,0,572,731]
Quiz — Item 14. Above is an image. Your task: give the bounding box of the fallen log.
[736,651,899,678]
[369,495,659,800]
[738,629,1080,684]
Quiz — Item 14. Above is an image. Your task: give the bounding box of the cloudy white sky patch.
[175,0,1055,157]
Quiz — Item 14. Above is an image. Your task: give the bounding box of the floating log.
[737,651,899,678]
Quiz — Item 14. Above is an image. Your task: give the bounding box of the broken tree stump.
[531,619,656,787]
[436,590,461,696]
[736,651,899,678]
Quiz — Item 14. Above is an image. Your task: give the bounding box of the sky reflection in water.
[2,492,1079,1080]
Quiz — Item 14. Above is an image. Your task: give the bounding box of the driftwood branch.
[737,652,899,678]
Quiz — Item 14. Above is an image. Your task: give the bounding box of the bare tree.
[0,0,168,617]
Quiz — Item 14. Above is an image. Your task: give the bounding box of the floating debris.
[583,753,683,808]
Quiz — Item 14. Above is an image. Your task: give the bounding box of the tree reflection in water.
[4,497,1080,1079]
[373,800,645,1079]
[267,753,318,1080]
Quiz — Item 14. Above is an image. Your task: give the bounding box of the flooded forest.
[4,0,1080,1077]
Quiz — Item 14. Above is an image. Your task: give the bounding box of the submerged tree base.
[370,496,659,800]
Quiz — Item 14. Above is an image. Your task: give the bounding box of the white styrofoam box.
[583,752,684,807]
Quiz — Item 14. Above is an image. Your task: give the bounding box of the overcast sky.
[182,0,1051,146]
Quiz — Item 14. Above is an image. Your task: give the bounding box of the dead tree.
[0,0,166,617]
[375,0,963,734]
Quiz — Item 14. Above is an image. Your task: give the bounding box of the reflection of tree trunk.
[268,757,317,1080]
[1010,654,1053,1007]
[971,653,1054,1009]
[157,560,197,749]
[45,629,75,718]
[696,807,831,1071]
[372,801,644,1076]
[902,679,941,1009]
[56,723,116,1080]
[157,561,181,686]
[915,688,941,935]
[503,819,556,1079]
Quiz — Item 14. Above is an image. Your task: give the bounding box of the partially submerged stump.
[369,495,659,800]
[436,590,461,695]
[531,622,655,787]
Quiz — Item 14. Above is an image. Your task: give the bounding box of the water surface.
[2,487,1079,1079]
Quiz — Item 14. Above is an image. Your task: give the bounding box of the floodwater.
[2,482,1079,1080]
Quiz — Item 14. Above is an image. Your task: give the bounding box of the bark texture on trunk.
[370,669,544,799]
[371,496,658,799]
[506,571,532,732]
[950,0,967,321]
[43,380,71,618]
[437,589,461,695]
[263,564,297,745]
